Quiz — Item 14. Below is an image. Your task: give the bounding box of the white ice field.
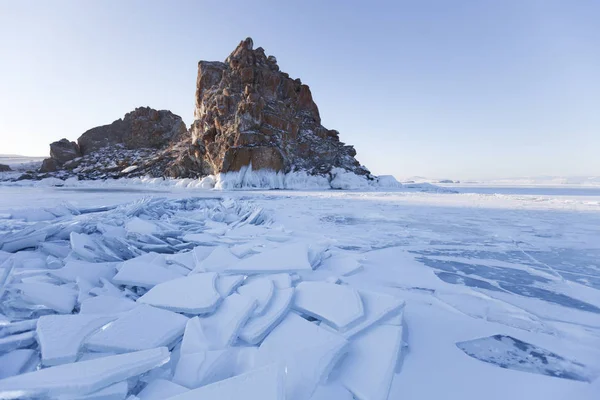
[0,182,599,400]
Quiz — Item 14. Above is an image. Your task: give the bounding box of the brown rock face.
[189,37,369,176]
[77,107,187,155]
[50,139,81,164]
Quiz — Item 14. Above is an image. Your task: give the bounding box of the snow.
[225,243,313,274]
[237,277,275,315]
[0,347,170,399]
[1,184,600,399]
[293,281,364,331]
[166,363,285,400]
[338,324,404,400]
[37,314,115,366]
[137,273,221,314]
[85,305,188,353]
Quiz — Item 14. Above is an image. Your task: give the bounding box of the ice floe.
[0,347,170,399]
[338,324,404,400]
[137,273,220,314]
[85,305,188,353]
[257,313,349,400]
[37,314,116,366]
[293,281,364,331]
[225,243,312,274]
[239,287,295,345]
[166,363,284,400]
[237,277,275,315]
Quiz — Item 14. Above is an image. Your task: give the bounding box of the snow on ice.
[0,183,599,399]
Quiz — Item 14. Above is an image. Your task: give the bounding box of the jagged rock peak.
[189,37,369,177]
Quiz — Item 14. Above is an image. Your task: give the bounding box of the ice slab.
[0,347,170,399]
[0,349,39,379]
[310,382,354,400]
[80,295,137,315]
[319,254,363,276]
[165,252,196,271]
[51,261,117,284]
[13,282,77,313]
[293,281,363,331]
[112,260,184,289]
[126,218,159,235]
[456,334,594,382]
[197,293,256,349]
[172,349,238,389]
[90,278,129,298]
[239,287,295,345]
[0,319,37,336]
[70,232,120,263]
[165,363,284,400]
[225,243,312,274]
[191,246,239,274]
[85,305,188,353]
[182,233,218,245]
[137,379,187,400]
[57,381,128,400]
[191,245,216,267]
[338,324,403,400]
[37,314,115,366]
[338,289,405,338]
[137,273,220,314]
[238,278,275,315]
[0,228,46,253]
[179,317,210,355]
[216,275,244,297]
[257,313,348,400]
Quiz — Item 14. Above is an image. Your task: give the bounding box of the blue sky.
[0,0,598,179]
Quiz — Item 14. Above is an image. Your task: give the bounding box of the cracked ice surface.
[0,186,599,399]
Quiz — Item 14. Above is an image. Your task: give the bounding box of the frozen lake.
[0,183,599,399]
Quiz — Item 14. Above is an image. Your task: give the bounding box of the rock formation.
[77,107,187,155]
[187,37,369,176]
[0,164,11,172]
[32,38,369,182]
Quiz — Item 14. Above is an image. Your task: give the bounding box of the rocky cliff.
[187,37,369,177]
[32,38,369,181]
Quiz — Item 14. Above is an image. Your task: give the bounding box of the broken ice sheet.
[112,258,184,289]
[237,277,275,315]
[239,287,295,345]
[166,363,284,400]
[0,347,170,400]
[11,282,77,313]
[196,293,256,349]
[137,379,188,400]
[456,334,594,382]
[85,305,188,353]
[338,324,403,400]
[293,281,363,331]
[37,314,116,366]
[0,349,39,379]
[257,313,348,400]
[225,243,313,274]
[137,272,221,314]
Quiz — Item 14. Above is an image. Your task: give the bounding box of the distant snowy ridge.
[0,165,454,192]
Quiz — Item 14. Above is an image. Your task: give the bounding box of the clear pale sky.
[0,1,598,179]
